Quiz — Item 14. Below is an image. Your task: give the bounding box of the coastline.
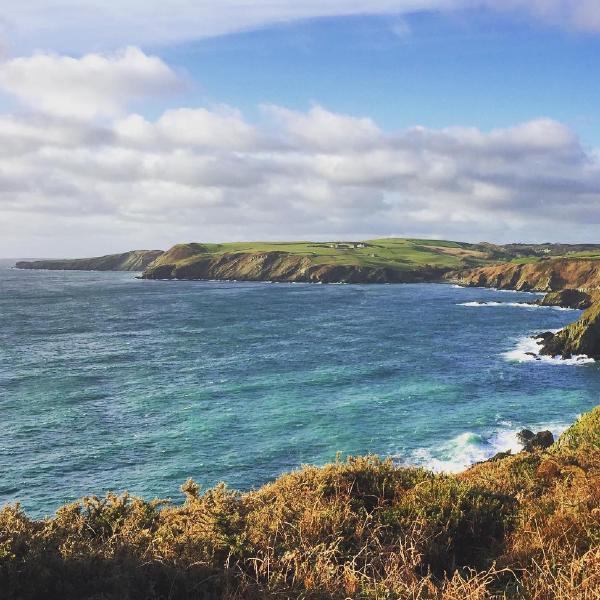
[2,404,599,598]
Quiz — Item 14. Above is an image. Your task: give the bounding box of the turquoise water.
[1,261,599,517]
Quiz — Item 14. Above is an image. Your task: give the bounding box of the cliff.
[142,248,449,283]
[450,257,600,292]
[15,250,164,272]
[453,257,600,359]
[140,238,528,283]
[539,302,600,359]
[2,405,599,599]
[535,288,594,309]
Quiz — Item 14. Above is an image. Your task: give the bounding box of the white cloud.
[264,105,382,151]
[116,107,259,150]
[1,93,600,256]
[0,47,180,119]
[1,1,600,54]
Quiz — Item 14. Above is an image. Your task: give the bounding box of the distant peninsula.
[15,250,163,272]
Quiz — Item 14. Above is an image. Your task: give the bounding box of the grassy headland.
[140,238,553,283]
[141,238,500,282]
[2,407,600,599]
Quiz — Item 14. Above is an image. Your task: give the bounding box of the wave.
[404,422,571,473]
[494,288,545,295]
[503,335,594,365]
[459,301,576,310]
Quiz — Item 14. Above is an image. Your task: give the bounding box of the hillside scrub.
[1,410,600,599]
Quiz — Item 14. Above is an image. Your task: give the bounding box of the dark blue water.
[1,262,599,517]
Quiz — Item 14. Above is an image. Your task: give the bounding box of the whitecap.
[458,301,576,310]
[503,335,594,365]
[491,287,545,296]
[403,422,572,473]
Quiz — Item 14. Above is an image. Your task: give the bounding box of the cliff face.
[142,249,448,283]
[453,258,600,360]
[536,289,594,310]
[539,302,600,359]
[16,250,164,272]
[451,258,600,292]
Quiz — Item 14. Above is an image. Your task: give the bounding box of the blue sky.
[1,1,600,255]
[160,11,600,144]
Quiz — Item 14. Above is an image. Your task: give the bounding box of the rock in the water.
[536,289,592,310]
[517,429,554,452]
[535,332,555,343]
[539,301,600,359]
[517,429,535,445]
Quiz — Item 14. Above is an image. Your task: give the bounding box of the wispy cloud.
[2,1,600,54]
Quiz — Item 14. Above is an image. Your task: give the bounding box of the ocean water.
[1,261,599,517]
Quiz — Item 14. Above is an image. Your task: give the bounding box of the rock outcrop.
[516,429,554,452]
[539,302,600,359]
[451,258,600,292]
[453,258,600,360]
[142,249,448,284]
[535,288,593,310]
[15,250,164,272]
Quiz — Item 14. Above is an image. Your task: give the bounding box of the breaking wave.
[503,335,594,365]
[459,301,576,310]
[404,422,570,473]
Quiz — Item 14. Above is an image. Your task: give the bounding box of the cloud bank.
[0,47,599,256]
[1,1,600,54]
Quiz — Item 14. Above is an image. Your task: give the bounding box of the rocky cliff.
[451,258,600,292]
[538,302,600,359]
[453,257,600,359]
[535,288,594,310]
[16,250,164,272]
[142,249,448,283]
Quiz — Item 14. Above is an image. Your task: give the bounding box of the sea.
[1,259,599,517]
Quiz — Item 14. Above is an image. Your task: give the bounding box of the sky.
[1,1,600,256]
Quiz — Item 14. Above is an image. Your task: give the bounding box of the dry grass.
[1,441,600,598]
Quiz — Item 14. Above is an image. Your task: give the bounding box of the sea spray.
[404,422,572,473]
[459,301,576,310]
[503,334,594,365]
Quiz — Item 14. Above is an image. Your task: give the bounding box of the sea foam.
[406,422,571,473]
[459,301,576,310]
[503,335,594,365]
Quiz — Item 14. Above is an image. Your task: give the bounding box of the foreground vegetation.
[2,407,600,599]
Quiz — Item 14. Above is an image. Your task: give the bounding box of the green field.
[159,238,508,272]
